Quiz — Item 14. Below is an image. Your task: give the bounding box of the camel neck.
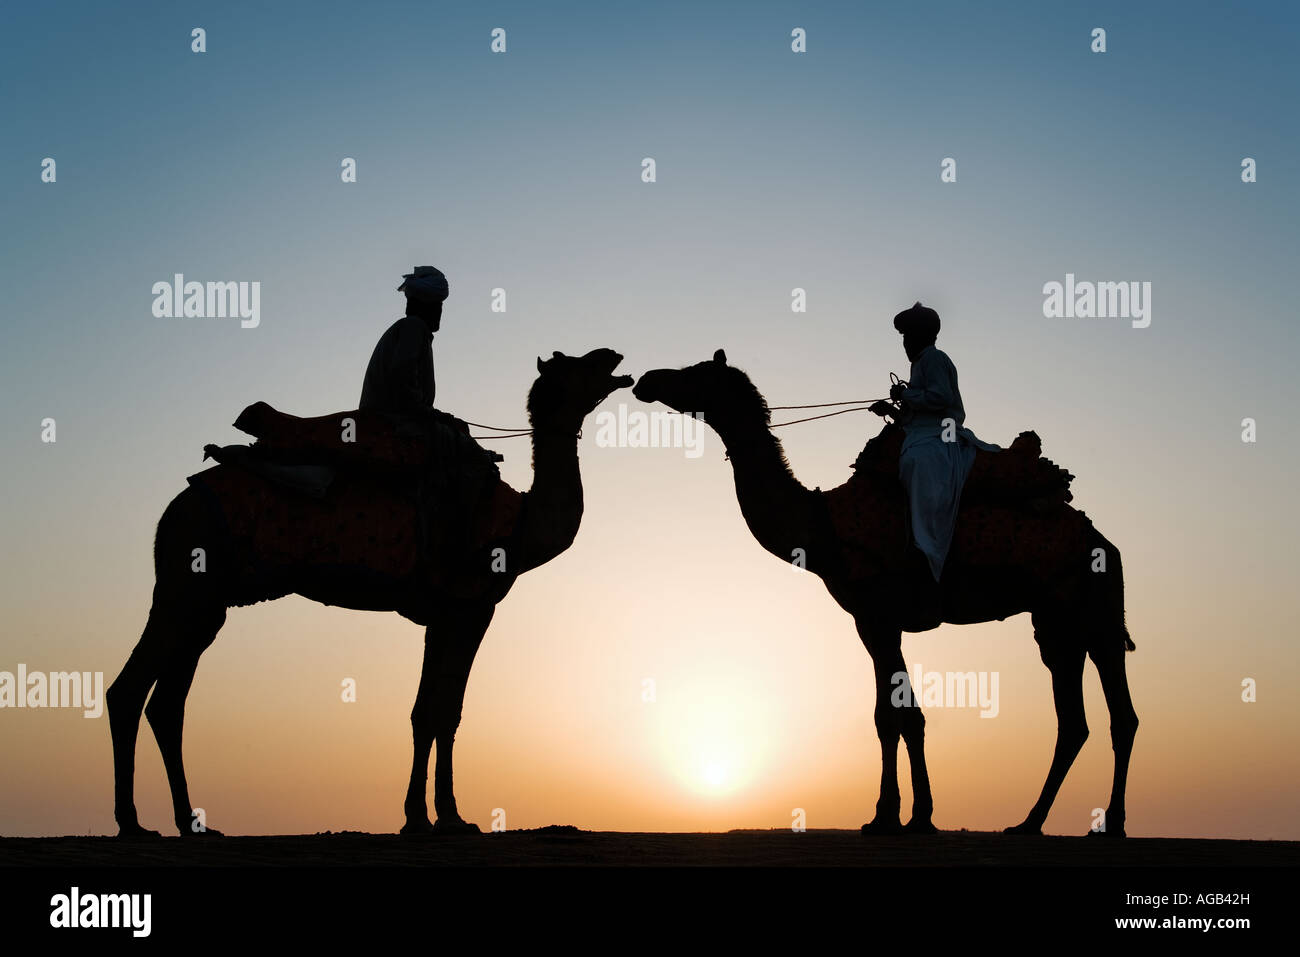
[716,418,814,563]
[518,425,583,573]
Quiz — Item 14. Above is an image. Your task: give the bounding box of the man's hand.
[889,382,906,402]
[869,400,896,418]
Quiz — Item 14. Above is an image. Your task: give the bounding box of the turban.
[893,302,940,338]
[398,265,449,306]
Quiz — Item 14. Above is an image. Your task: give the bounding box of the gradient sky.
[2,1,1298,839]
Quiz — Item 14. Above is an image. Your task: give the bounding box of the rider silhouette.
[359,265,501,557]
[872,303,998,594]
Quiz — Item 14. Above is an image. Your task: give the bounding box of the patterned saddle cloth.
[826,424,1092,583]
[187,402,524,608]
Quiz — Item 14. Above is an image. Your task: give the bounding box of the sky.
[1,1,1298,839]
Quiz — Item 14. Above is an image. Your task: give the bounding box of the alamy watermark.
[891,664,999,718]
[594,404,704,458]
[152,273,260,328]
[50,887,150,937]
[1042,273,1150,328]
[0,665,103,718]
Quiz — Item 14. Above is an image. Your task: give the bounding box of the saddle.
[229,401,445,474]
[825,423,1090,586]
[188,402,524,601]
[850,423,1074,508]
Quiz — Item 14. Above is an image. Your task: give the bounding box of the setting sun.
[652,673,774,799]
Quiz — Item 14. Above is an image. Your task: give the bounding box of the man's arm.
[898,352,956,412]
[388,319,434,411]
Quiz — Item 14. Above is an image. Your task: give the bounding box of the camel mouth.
[632,371,664,403]
[600,352,632,389]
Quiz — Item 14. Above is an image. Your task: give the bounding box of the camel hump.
[1009,430,1041,455]
[966,430,1074,507]
[850,423,1073,507]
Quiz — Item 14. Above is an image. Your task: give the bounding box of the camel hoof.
[433,817,481,835]
[401,816,481,836]
[903,818,938,835]
[1003,822,1042,835]
[116,824,162,839]
[400,818,436,836]
[860,817,904,836]
[182,826,225,837]
[1086,827,1126,839]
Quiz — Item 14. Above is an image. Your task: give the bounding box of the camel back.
[825,424,1093,585]
[186,462,524,609]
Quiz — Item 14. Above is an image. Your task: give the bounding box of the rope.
[465,421,531,433]
[768,398,885,410]
[465,395,896,439]
[770,405,880,428]
[769,396,893,428]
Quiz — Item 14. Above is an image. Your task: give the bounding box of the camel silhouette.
[108,348,633,837]
[634,350,1138,837]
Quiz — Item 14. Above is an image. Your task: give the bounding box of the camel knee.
[436,710,463,738]
[874,705,901,740]
[1060,723,1089,750]
[143,696,176,730]
[144,683,187,728]
[107,678,147,721]
[1111,711,1138,744]
[900,704,925,733]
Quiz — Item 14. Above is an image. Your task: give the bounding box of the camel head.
[633,349,768,433]
[528,348,634,432]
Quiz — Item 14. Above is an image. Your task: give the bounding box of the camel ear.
[536,356,546,372]
[552,350,563,359]
[713,349,727,364]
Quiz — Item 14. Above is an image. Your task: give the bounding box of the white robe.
[896,346,999,581]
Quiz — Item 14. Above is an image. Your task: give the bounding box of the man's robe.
[896,345,999,581]
[359,314,435,414]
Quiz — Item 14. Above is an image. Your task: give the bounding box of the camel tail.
[1089,528,1134,652]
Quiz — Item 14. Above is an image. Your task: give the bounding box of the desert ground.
[1,827,1295,867]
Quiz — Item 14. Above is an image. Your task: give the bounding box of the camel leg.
[1088,646,1138,837]
[108,608,173,837]
[865,645,936,834]
[858,621,909,835]
[1006,643,1087,835]
[402,600,494,835]
[144,606,224,837]
[896,657,935,834]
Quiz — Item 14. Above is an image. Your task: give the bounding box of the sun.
[651,673,777,799]
[700,759,729,794]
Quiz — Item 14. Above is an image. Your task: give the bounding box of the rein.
[467,422,582,441]
[768,400,890,429]
[468,389,901,441]
[466,421,533,440]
